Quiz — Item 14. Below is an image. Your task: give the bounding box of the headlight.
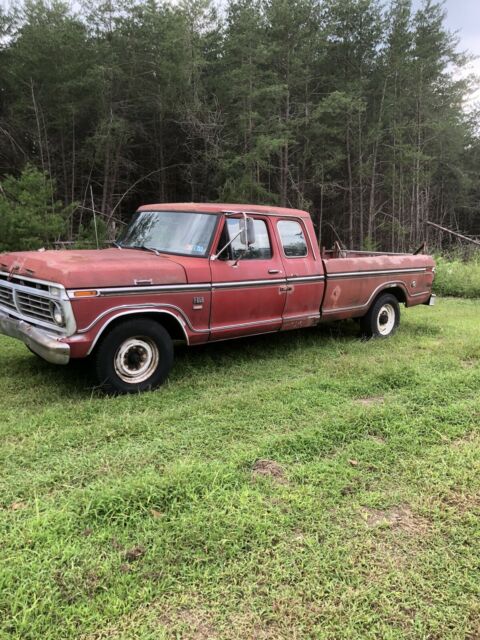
[50,301,65,326]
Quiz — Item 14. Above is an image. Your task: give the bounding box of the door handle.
[268,268,282,274]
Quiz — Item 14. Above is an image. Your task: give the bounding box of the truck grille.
[0,283,55,324]
[16,292,53,322]
[0,286,16,310]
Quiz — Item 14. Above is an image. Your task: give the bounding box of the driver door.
[209,216,287,340]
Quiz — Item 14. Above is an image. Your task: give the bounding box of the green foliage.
[0,165,72,251]
[74,217,107,249]
[433,255,480,298]
[0,299,479,638]
[0,0,478,251]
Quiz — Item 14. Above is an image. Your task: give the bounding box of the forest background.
[0,0,479,253]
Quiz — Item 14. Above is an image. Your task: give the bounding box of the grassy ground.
[0,298,479,640]
[433,255,480,298]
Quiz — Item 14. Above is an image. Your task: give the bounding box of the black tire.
[360,293,400,338]
[94,318,174,394]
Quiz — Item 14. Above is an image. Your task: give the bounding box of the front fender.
[64,305,206,358]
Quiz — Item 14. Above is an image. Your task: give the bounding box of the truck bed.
[320,252,435,320]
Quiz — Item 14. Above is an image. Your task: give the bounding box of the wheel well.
[374,286,406,306]
[91,311,188,354]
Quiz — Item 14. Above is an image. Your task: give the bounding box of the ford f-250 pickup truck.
[0,203,435,393]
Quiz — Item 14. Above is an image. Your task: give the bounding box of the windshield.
[118,210,218,257]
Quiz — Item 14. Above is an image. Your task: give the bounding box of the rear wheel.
[94,319,173,394]
[360,293,400,338]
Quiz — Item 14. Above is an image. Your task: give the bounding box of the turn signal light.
[73,290,98,298]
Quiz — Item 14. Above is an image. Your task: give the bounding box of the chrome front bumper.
[0,309,70,365]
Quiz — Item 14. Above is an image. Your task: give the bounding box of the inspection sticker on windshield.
[193,244,205,253]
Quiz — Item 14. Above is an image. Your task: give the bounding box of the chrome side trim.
[283,313,321,322]
[71,268,423,297]
[71,277,306,297]
[210,314,319,332]
[211,317,281,331]
[85,309,194,355]
[212,278,285,289]
[327,267,427,279]
[68,283,211,298]
[77,303,209,335]
[321,281,409,316]
[286,275,325,284]
[81,305,320,354]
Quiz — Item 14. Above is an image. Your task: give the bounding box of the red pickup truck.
[0,203,435,393]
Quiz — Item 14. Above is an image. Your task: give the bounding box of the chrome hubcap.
[377,304,395,336]
[114,337,159,383]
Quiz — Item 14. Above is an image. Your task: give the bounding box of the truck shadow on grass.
[10,318,431,400]
[174,319,360,364]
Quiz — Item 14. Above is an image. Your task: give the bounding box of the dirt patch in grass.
[158,607,218,640]
[252,459,287,484]
[55,569,102,604]
[360,504,430,534]
[124,545,146,562]
[450,431,478,448]
[356,396,384,407]
[8,500,27,511]
[84,600,300,640]
[81,603,219,640]
[440,490,480,515]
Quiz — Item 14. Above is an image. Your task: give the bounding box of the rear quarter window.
[277,220,308,257]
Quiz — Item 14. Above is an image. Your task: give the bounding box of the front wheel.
[360,293,400,338]
[94,319,174,394]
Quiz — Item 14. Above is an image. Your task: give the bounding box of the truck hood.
[0,249,187,289]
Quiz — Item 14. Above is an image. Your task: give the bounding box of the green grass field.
[0,298,479,639]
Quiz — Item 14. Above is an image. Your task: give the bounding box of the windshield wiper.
[127,245,160,256]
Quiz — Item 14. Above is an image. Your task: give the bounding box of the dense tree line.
[0,0,479,252]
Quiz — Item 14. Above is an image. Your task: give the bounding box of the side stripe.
[287,275,325,284]
[327,267,427,279]
[69,267,425,298]
[68,283,211,298]
[212,278,285,289]
[69,275,326,297]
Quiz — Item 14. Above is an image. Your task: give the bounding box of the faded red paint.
[0,203,435,360]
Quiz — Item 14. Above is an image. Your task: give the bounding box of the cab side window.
[219,218,272,260]
[277,220,308,257]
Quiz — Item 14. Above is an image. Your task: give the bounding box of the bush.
[0,165,74,252]
[433,254,480,298]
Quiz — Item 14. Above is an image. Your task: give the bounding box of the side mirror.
[211,214,256,261]
[239,217,256,247]
[247,217,256,246]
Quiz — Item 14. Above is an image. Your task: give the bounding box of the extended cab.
[0,203,435,393]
